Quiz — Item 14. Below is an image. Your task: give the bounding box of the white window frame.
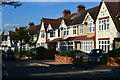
[50,31,55,38]
[99,19,109,31]
[60,41,73,51]
[73,26,77,34]
[88,21,94,33]
[41,32,45,38]
[63,28,69,36]
[98,40,110,53]
[81,40,92,53]
[80,25,83,34]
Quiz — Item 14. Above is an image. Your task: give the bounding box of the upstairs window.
[73,26,77,34]
[41,32,45,38]
[58,29,60,37]
[88,22,94,33]
[63,28,69,36]
[50,31,55,37]
[80,25,83,34]
[99,19,109,31]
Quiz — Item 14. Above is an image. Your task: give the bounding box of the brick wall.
[107,57,120,66]
[55,55,83,64]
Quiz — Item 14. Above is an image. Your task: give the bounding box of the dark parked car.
[88,49,105,64]
[69,50,88,58]
[5,50,16,61]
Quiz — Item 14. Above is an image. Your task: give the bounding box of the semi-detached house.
[37,0,120,53]
[96,0,120,53]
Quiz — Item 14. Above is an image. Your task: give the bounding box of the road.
[2,60,120,80]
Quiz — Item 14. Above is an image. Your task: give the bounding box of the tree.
[1,0,22,8]
[10,27,31,52]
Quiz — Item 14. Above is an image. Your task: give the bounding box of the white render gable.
[47,23,53,31]
[82,13,94,24]
[96,1,120,51]
[59,19,67,28]
[36,22,46,47]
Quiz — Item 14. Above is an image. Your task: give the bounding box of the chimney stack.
[77,4,86,13]
[63,9,71,17]
[29,22,34,27]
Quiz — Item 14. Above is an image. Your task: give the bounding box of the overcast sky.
[2,2,100,34]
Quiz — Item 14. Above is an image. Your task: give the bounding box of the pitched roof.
[71,6,99,25]
[2,35,8,41]
[63,35,95,41]
[104,1,120,32]
[47,38,63,43]
[41,18,62,31]
[27,24,41,35]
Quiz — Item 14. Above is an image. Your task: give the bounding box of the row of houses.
[1,0,120,53]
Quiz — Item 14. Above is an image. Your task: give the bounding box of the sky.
[2,2,100,34]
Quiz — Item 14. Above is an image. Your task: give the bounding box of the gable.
[82,13,94,24]
[59,19,67,28]
[99,2,110,17]
[47,24,53,31]
[40,22,45,31]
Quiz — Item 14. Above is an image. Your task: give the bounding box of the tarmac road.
[2,59,120,80]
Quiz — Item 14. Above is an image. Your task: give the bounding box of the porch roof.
[63,35,95,41]
[47,38,63,43]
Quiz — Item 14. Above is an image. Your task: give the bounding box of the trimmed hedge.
[107,49,120,57]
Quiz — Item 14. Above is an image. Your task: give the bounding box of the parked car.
[88,49,105,64]
[115,48,120,51]
[69,50,88,58]
[5,50,16,61]
[0,63,8,79]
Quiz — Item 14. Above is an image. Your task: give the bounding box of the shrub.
[18,50,28,58]
[60,51,69,57]
[35,46,47,60]
[45,49,56,60]
[59,50,75,58]
[107,49,120,57]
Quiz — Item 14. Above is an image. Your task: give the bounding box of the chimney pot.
[77,4,86,13]
[63,9,71,17]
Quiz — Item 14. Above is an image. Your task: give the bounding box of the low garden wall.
[107,57,120,66]
[55,55,83,64]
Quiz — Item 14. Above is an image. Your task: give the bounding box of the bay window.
[60,42,73,51]
[81,40,92,52]
[99,40,110,53]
